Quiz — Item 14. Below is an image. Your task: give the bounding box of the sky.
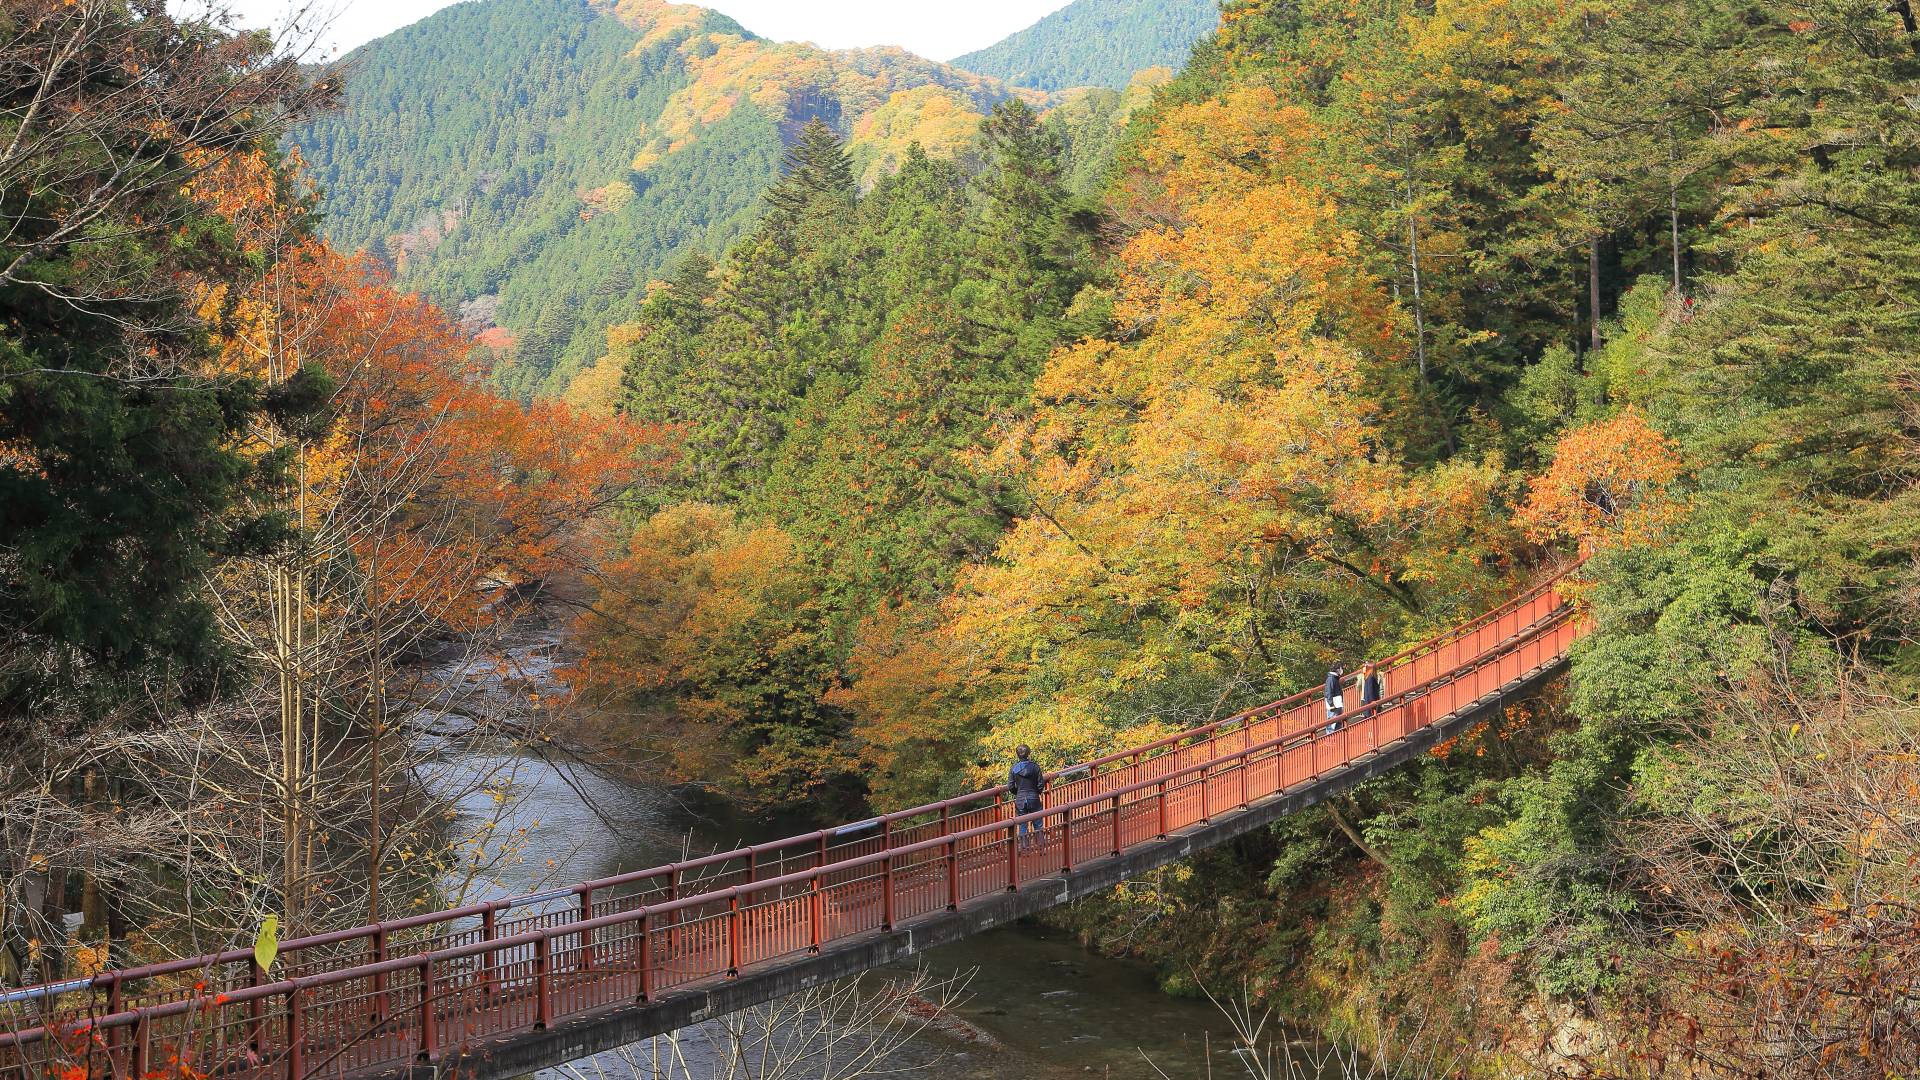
[224,0,1074,62]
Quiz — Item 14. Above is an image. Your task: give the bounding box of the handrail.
[1040,559,1576,780]
[0,594,1580,1054]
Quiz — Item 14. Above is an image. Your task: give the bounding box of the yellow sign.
[254,915,280,973]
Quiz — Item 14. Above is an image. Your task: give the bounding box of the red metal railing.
[0,562,1584,1080]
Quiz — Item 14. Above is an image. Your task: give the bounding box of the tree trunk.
[1894,0,1920,53]
[105,774,129,968]
[367,544,386,925]
[0,895,25,986]
[1589,237,1604,353]
[38,862,69,983]
[1669,144,1683,296]
[1327,799,1389,868]
[1408,198,1428,383]
[79,768,107,941]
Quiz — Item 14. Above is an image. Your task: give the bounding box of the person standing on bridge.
[1008,745,1046,851]
[1359,661,1382,709]
[1324,663,1346,734]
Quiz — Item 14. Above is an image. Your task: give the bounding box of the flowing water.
[412,619,1324,1080]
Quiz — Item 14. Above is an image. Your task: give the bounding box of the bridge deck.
[0,567,1583,1080]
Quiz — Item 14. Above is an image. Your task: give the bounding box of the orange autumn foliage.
[835,86,1523,802]
[1516,408,1685,549]
[566,504,835,802]
[194,152,670,626]
[297,247,669,621]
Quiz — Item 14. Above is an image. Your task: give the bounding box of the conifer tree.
[964,99,1089,378]
[617,251,717,431]
[762,118,857,227]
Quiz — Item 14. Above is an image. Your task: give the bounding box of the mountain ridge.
[951,0,1218,90]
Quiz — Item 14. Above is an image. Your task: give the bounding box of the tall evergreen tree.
[963,99,1090,377]
[762,118,858,226]
[660,121,865,500]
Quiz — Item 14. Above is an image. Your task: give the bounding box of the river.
[412,620,1330,1080]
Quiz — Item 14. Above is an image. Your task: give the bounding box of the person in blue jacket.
[1008,745,1046,850]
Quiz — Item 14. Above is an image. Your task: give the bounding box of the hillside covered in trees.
[564,0,1920,1072]
[951,0,1219,90]
[293,0,1198,402]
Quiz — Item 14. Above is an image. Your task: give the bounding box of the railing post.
[372,924,390,1021]
[1006,817,1020,892]
[1060,808,1074,874]
[1157,779,1169,838]
[1240,751,1250,810]
[809,874,824,952]
[578,887,595,971]
[248,955,268,1045]
[480,905,498,1000]
[728,893,743,975]
[130,1011,149,1080]
[285,988,303,1080]
[417,955,438,1061]
[881,852,895,931]
[638,909,654,1002]
[667,866,682,964]
[946,838,960,910]
[534,932,553,1029]
[104,975,123,1062]
[1109,794,1122,855]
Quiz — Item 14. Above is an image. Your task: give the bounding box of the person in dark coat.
[1359,661,1383,708]
[1323,663,1346,734]
[1008,744,1046,850]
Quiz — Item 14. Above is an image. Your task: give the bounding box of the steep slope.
[1042,66,1172,193]
[294,0,1043,399]
[950,0,1218,91]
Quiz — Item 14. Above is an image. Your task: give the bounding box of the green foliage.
[583,110,1096,802]
[1033,0,1920,1048]
[1455,0,1920,1006]
[952,0,1220,90]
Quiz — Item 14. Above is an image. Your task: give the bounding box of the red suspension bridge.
[0,563,1586,1080]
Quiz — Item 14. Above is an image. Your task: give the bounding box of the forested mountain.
[950,0,1218,90]
[294,0,1089,400]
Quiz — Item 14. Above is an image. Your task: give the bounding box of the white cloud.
[209,0,1071,62]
